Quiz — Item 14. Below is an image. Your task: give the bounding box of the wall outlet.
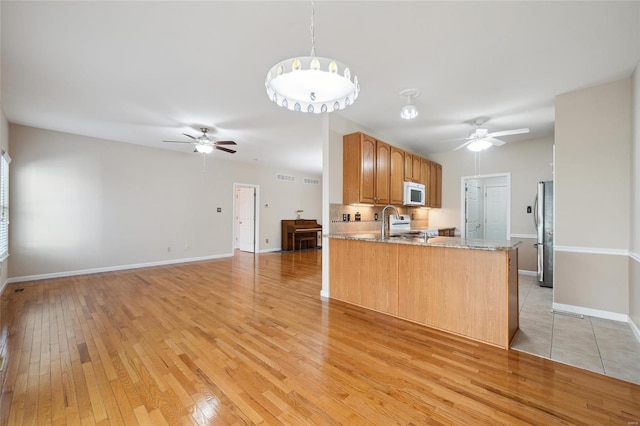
[266,238,269,244]
[217,207,222,213]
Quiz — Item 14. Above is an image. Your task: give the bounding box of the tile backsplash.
[329,203,429,233]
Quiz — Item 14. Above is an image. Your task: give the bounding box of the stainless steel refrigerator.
[534,181,554,287]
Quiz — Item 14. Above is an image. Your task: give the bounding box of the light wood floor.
[1,249,639,425]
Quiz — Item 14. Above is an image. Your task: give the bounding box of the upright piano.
[281,219,322,251]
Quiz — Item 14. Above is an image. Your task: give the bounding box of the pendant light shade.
[265,1,359,113]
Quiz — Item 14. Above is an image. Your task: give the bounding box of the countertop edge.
[326,233,522,251]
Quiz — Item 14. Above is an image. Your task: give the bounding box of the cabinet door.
[412,155,422,183]
[360,135,377,204]
[375,140,390,205]
[434,163,442,208]
[429,162,438,207]
[390,147,404,205]
[404,152,413,181]
[420,158,431,206]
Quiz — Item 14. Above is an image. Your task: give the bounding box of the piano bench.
[295,235,317,250]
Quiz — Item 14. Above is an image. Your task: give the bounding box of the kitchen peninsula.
[328,233,520,349]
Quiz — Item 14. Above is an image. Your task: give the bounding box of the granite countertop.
[326,232,521,251]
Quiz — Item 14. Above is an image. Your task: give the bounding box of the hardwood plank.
[0,249,638,425]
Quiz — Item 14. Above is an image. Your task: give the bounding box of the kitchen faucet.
[381,205,399,239]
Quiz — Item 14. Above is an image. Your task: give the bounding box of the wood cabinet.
[343,132,389,205]
[390,147,404,205]
[404,153,421,182]
[429,161,442,208]
[343,132,442,207]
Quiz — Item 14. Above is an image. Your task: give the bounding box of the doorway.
[461,173,510,240]
[233,184,259,253]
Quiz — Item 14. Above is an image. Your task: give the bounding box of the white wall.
[9,125,322,280]
[630,62,640,332]
[428,137,554,272]
[555,78,632,318]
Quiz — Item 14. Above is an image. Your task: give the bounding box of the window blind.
[0,150,11,261]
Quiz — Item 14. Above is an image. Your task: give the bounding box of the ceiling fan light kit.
[195,144,214,154]
[400,89,420,120]
[467,139,493,152]
[265,0,359,113]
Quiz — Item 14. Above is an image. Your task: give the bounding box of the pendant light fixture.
[265,1,359,113]
[400,89,420,120]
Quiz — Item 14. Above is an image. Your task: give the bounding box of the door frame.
[232,183,260,254]
[460,173,511,239]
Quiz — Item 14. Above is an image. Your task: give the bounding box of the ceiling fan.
[449,118,529,152]
[164,128,237,154]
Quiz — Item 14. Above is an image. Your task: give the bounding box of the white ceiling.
[2,1,639,175]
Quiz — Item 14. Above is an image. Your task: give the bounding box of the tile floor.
[511,273,640,385]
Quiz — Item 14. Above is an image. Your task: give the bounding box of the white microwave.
[403,182,426,206]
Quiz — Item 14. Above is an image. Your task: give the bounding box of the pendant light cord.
[309,0,316,57]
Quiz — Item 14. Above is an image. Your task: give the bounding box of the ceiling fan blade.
[215,146,236,154]
[163,140,194,144]
[214,141,237,145]
[453,140,473,151]
[438,137,470,144]
[488,128,529,138]
[487,137,506,146]
[182,133,197,140]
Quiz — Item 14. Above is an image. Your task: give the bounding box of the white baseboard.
[552,302,628,323]
[259,247,283,253]
[518,270,536,276]
[320,289,330,299]
[6,253,234,284]
[0,278,8,296]
[629,317,640,343]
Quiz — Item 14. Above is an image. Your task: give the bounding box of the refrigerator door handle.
[537,243,544,282]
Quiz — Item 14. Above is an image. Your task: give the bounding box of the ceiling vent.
[303,178,320,185]
[276,174,296,182]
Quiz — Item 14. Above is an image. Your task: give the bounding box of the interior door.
[465,181,482,238]
[235,186,255,252]
[484,185,508,240]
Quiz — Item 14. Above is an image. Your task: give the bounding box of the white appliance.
[403,182,425,206]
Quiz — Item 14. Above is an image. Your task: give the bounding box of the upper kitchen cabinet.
[429,162,442,208]
[343,132,390,205]
[390,147,404,205]
[343,132,442,207]
[404,153,422,183]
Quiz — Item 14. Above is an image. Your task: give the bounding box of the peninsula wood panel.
[398,245,511,348]
[1,250,639,424]
[329,239,399,315]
